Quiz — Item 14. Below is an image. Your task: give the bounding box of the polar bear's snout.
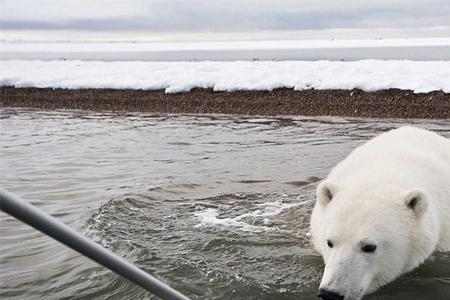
[318,289,344,300]
[318,254,369,300]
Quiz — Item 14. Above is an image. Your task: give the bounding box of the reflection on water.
[0,109,449,300]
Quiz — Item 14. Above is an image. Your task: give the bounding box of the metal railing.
[0,188,191,300]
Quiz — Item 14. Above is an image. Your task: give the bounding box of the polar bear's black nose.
[318,289,344,300]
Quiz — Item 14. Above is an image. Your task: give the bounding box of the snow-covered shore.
[1,60,449,93]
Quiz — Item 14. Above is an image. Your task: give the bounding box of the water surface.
[1,109,449,299]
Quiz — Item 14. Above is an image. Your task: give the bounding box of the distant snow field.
[1,60,449,93]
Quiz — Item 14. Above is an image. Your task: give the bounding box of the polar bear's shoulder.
[328,126,450,184]
[368,126,448,147]
[367,126,450,160]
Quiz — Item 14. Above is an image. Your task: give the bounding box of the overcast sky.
[1,0,449,41]
[1,0,450,31]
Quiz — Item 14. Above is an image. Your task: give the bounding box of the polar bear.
[310,126,450,300]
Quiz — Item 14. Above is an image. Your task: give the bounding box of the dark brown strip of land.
[1,87,449,119]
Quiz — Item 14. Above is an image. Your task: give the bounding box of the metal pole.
[0,188,191,300]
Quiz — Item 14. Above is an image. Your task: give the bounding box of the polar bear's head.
[310,181,435,300]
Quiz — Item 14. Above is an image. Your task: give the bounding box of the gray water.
[0,108,449,300]
[2,41,450,61]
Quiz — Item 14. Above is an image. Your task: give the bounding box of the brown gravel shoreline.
[1,87,449,119]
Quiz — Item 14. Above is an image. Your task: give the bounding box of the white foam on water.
[194,208,267,232]
[194,200,305,232]
[237,201,301,220]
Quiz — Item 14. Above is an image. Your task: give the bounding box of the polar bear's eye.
[327,240,334,248]
[361,244,377,253]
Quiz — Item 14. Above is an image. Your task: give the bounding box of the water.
[1,108,449,300]
[2,39,450,61]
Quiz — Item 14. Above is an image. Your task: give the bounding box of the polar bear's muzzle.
[317,254,370,300]
[318,288,344,300]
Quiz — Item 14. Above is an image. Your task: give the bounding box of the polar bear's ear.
[317,181,338,206]
[404,189,428,218]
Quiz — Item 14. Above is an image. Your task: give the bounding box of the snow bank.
[1,60,449,93]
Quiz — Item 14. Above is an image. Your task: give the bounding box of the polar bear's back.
[328,126,450,185]
[369,126,450,161]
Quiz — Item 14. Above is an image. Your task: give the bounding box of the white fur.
[310,126,450,300]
